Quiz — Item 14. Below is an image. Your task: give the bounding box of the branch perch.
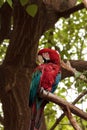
[65,106,82,130]
[61,60,87,82]
[50,84,87,130]
[39,89,87,120]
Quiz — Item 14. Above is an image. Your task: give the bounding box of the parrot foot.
[39,87,44,93]
[39,87,50,96]
[39,87,50,95]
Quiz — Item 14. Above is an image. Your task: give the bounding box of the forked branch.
[39,89,87,120]
[65,106,82,130]
[50,90,87,130]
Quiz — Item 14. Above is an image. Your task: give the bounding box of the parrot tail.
[34,101,47,130]
[29,102,37,130]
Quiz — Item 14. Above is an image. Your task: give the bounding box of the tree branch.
[62,60,87,79]
[44,2,85,31]
[50,90,87,130]
[65,106,82,130]
[61,60,87,84]
[56,3,85,18]
[39,89,87,120]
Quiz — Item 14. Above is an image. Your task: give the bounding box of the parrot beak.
[36,55,44,65]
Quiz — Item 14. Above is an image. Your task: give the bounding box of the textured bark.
[0,1,47,130]
[43,0,77,12]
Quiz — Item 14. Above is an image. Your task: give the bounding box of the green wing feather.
[29,70,42,107]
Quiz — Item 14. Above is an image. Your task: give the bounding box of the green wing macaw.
[29,48,61,130]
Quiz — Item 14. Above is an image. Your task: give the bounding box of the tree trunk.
[0,1,47,130]
[0,66,46,130]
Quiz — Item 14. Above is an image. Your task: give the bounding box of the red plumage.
[35,63,61,91]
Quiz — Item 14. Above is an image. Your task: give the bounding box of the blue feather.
[51,73,61,93]
[29,70,42,107]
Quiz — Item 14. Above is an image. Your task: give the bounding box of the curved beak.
[36,55,44,65]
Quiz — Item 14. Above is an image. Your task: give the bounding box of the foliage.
[20,0,38,17]
[7,0,12,7]
[26,4,38,17]
[0,0,4,7]
[20,0,29,6]
[39,9,87,60]
[0,103,3,130]
[0,40,9,63]
[0,0,12,7]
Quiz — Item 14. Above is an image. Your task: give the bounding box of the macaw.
[29,48,61,130]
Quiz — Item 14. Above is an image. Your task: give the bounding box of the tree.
[0,0,87,130]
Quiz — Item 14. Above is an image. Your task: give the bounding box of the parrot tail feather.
[29,120,35,130]
[34,101,47,130]
[29,102,37,130]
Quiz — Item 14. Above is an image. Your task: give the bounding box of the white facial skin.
[37,52,50,64]
[42,52,50,60]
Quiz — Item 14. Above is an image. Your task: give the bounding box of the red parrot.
[29,48,61,130]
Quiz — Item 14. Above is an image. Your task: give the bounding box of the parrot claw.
[39,87,50,96]
[39,87,44,94]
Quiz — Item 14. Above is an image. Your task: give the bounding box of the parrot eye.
[42,52,50,61]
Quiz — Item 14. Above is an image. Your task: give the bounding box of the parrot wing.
[29,70,42,107]
[51,73,61,93]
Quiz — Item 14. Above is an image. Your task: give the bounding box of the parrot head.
[37,48,61,65]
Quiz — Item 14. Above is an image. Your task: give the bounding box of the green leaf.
[20,0,29,6]
[7,0,12,7]
[0,0,4,7]
[26,4,38,17]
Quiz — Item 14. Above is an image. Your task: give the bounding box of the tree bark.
[43,0,77,12]
[0,1,47,130]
